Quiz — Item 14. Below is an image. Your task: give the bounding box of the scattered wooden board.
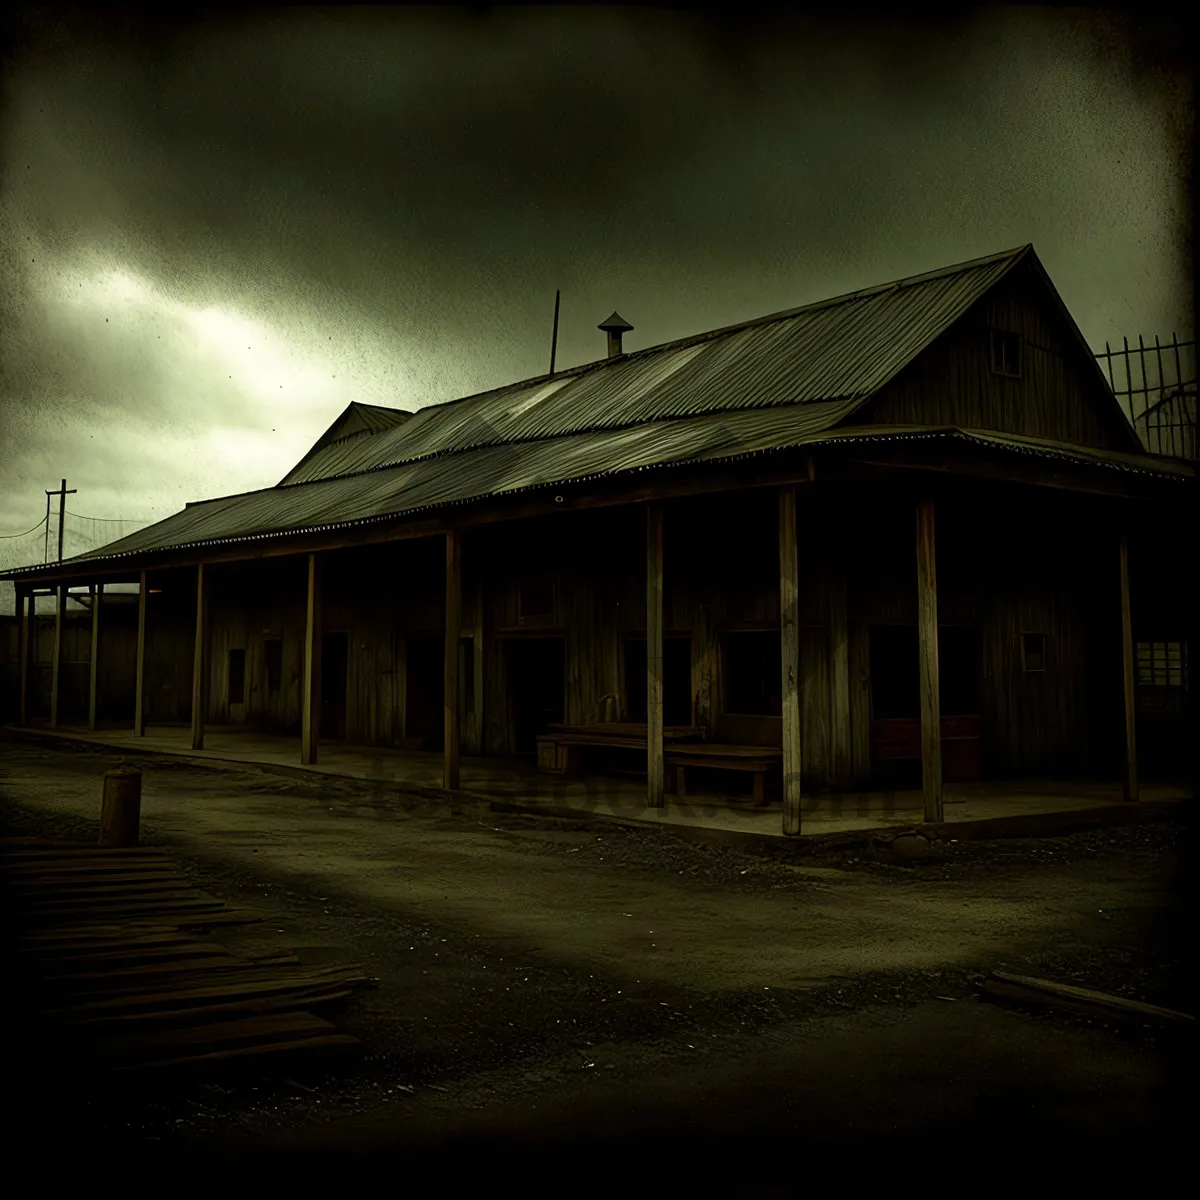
[984,970,1193,1024]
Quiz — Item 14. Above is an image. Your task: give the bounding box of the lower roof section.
[1,417,1192,585]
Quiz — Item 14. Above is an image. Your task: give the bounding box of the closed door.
[321,632,349,740]
[508,638,565,753]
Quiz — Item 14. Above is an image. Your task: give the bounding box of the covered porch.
[8,446,1189,837]
[7,723,1185,842]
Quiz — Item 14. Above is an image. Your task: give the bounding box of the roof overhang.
[2,425,1191,586]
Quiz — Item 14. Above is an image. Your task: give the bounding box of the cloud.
[0,4,1191,557]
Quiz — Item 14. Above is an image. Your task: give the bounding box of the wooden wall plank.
[646,503,665,808]
[191,565,208,750]
[88,584,101,730]
[916,499,943,821]
[301,554,321,765]
[1118,528,1139,801]
[828,566,852,787]
[50,584,64,727]
[444,530,461,789]
[779,486,802,834]
[134,570,148,736]
[19,588,31,726]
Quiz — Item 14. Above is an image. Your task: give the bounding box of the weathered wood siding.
[109,478,1131,792]
[850,260,1135,452]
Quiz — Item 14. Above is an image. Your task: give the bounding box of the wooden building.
[4,245,1195,832]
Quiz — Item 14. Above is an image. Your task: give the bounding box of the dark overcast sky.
[0,4,1193,549]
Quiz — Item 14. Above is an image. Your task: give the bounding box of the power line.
[65,510,155,523]
[0,516,48,539]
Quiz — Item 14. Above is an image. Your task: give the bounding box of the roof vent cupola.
[598,312,633,358]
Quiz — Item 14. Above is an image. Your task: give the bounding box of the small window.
[1021,632,1046,673]
[228,648,247,704]
[264,639,283,693]
[990,328,1024,378]
[519,580,554,620]
[1137,641,1186,688]
[721,631,782,716]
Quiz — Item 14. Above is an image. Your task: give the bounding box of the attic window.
[990,328,1024,379]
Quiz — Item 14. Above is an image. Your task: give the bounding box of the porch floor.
[8,723,1187,840]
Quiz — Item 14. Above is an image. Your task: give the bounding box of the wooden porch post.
[18,587,30,727]
[1118,529,1138,802]
[444,529,461,790]
[88,583,102,730]
[779,486,803,835]
[134,570,148,736]
[50,583,65,728]
[301,553,322,765]
[916,498,943,822]
[646,503,665,808]
[191,564,208,751]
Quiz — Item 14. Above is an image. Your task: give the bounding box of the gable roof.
[4,245,1185,580]
[283,245,1033,486]
[280,401,413,485]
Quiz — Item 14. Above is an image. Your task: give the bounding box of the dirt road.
[0,736,1189,1182]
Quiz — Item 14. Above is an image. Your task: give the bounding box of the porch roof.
[1,422,1191,583]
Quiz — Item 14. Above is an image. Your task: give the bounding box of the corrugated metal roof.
[281,246,1031,484]
[8,243,1185,583]
[3,413,1190,580]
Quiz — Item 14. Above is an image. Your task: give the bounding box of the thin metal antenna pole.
[549,289,561,375]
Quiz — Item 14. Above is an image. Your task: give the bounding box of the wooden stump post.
[779,486,803,835]
[301,553,322,766]
[1118,528,1138,802]
[18,587,31,727]
[134,569,148,736]
[50,583,65,728]
[916,498,943,822]
[191,563,208,751]
[88,583,102,730]
[100,767,142,848]
[444,529,461,791]
[646,503,665,808]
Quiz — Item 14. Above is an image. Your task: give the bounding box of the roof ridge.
[380,244,1033,421]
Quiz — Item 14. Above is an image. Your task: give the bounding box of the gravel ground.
[0,742,1190,1172]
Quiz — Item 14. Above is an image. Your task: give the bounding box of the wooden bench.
[665,743,783,806]
[870,715,982,781]
[536,723,705,775]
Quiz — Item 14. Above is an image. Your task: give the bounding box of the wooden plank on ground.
[112,1033,360,1076]
[59,988,358,1031]
[79,1010,340,1059]
[42,967,372,1018]
[985,971,1192,1024]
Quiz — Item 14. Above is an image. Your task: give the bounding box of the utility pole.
[45,479,77,563]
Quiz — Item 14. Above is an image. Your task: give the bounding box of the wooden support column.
[134,570,148,736]
[1118,529,1138,802]
[779,486,803,835]
[646,503,665,808]
[916,498,943,822]
[50,583,65,728]
[88,583,102,730]
[18,587,30,727]
[444,529,461,790]
[191,564,208,751]
[301,553,322,765]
